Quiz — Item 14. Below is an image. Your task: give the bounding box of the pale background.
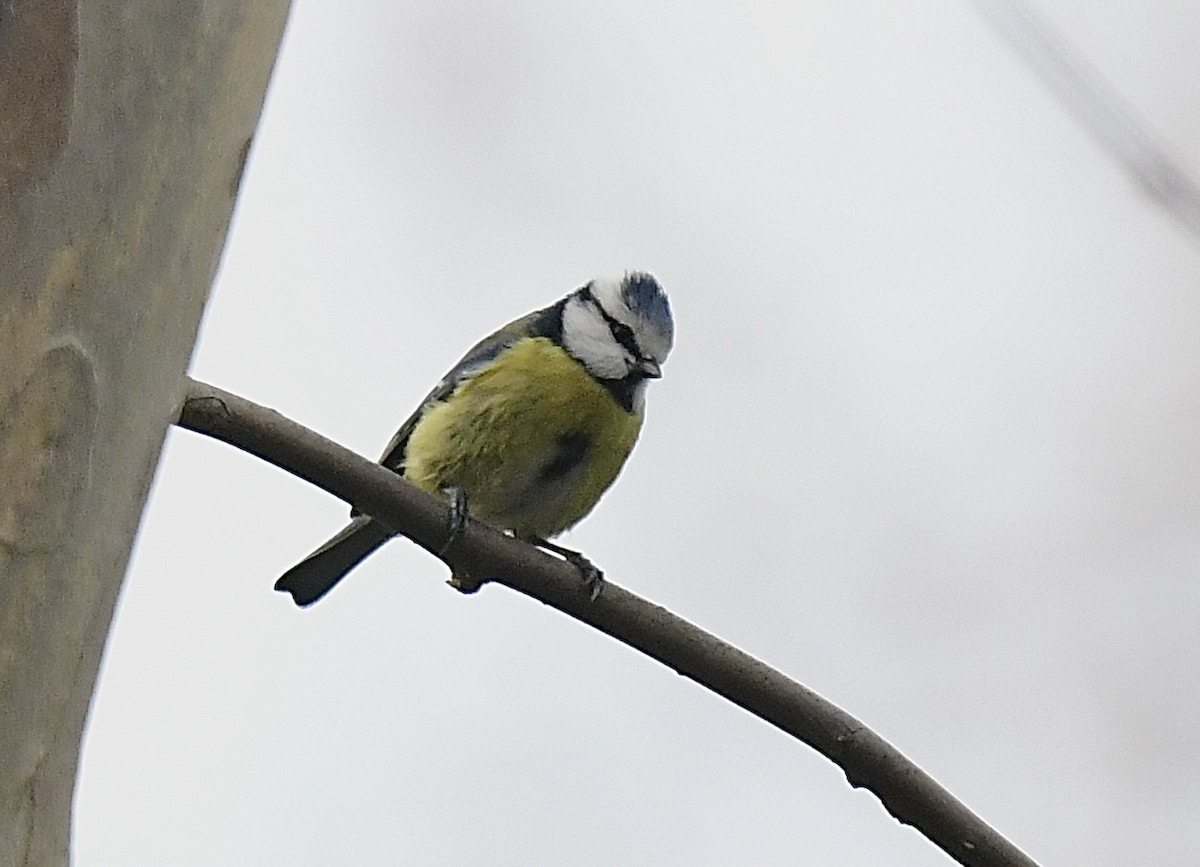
[74,2,1200,865]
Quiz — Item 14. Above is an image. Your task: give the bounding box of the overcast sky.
[75,2,1200,865]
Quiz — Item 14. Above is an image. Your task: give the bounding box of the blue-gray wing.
[376,307,555,472]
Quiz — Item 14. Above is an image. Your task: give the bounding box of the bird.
[274,271,674,606]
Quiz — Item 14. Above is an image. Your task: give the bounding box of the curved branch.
[175,377,1040,867]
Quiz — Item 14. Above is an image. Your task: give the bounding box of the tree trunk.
[0,2,292,863]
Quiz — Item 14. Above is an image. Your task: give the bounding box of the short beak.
[637,359,662,379]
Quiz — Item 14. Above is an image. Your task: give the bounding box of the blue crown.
[623,272,674,344]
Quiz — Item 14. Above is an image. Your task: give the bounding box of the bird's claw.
[447,487,469,536]
[438,487,469,557]
[565,551,604,601]
[532,538,606,601]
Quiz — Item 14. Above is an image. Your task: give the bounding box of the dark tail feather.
[275,516,393,606]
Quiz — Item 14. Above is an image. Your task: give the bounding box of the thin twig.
[971,0,1200,240]
[175,376,1041,867]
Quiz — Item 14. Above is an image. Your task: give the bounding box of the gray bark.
[0,2,292,863]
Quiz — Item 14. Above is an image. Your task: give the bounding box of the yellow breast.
[402,337,644,539]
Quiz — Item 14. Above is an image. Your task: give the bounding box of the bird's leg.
[533,538,605,601]
[445,486,469,541]
[440,487,483,593]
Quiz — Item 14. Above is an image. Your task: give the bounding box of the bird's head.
[560,271,674,383]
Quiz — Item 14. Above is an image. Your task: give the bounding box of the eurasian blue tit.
[275,271,674,606]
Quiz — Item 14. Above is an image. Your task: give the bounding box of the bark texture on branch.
[0,4,291,864]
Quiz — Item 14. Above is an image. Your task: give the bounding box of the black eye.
[579,284,645,363]
[608,320,637,353]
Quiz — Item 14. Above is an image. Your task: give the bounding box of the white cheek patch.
[561,297,632,379]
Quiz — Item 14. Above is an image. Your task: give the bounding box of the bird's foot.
[535,539,605,601]
[438,487,469,558]
[441,488,488,593]
[567,551,604,601]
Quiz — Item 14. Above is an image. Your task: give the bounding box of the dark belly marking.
[539,431,591,482]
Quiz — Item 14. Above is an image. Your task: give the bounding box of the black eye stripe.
[606,319,638,355]
[579,285,642,359]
